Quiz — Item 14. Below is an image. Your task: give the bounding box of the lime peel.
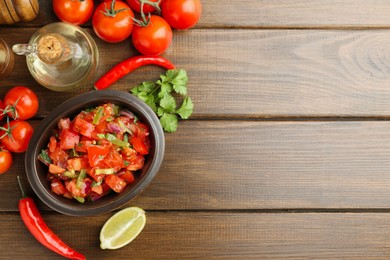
[100,207,146,250]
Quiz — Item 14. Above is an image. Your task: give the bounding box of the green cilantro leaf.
[171,69,188,95]
[157,107,165,117]
[130,69,193,133]
[160,113,178,133]
[38,149,52,165]
[138,81,156,93]
[176,97,193,119]
[160,94,176,113]
[158,83,172,98]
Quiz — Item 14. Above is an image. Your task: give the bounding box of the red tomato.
[67,158,86,171]
[126,0,160,13]
[0,120,34,153]
[87,145,110,167]
[130,136,149,155]
[161,0,202,30]
[48,136,57,153]
[117,170,135,183]
[88,168,105,183]
[75,139,92,153]
[0,148,12,174]
[126,154,144,171]
[53,0,94,25]
[132,15,172,55]
[73,115,95,138]
[51,177,67,195]
[59,129,80,150]
[65,179,83,197]
[49,146,68,166]
[92,0,135,43]
[105,174,127,193]
[4,86,38,120]
[102,149,125,171]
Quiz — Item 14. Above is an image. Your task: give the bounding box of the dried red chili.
[94,55,175,90]
[17,176,86,260]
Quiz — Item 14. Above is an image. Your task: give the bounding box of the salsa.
[38,103,150,203]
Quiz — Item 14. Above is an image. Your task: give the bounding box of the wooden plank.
[3,28,390,118]
[202,0,390,28]
[9,1,390,28]
[2,212,390,259]
[3,120,390,211]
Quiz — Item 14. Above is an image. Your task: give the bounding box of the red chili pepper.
[94,55,176,90]
[17,176,86,260]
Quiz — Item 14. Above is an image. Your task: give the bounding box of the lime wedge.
[100,207,146,250]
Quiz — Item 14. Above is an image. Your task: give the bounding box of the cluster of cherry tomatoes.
[52,0,202,55]
[0,86,38,174]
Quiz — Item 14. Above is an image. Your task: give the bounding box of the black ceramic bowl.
[25,90,165,216]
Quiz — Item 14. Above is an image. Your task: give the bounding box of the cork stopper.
[37,33,74,64]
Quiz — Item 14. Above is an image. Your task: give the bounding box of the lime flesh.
[100,207,146,250]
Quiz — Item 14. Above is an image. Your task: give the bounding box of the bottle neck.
[12,33,75,65]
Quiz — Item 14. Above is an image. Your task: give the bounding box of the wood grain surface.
[2,212,390,259]
[3,27,390,117]
[1,0,390,259]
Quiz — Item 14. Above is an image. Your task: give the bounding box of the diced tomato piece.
[49,164,66,174]
[49,146,68,166]
[103,149,125,171]
[122,147,137,158]
[95,120,108,134]
[67,158,84,171]
[48,136,57,153]
[73,115,95,138]
[87,145,110,167]
[130,136,149,155]
[51,178,67,195]
[65,179,82,197]
[75,139,92,153]
[105,174,127,193]
[91,185,103,194]
[126,154,144,171]
[59,129,80,150]
[63,192,73,199]
[117,170,135,184]
[58,118,71,130]
[88,167,105,183]
[135,122,149,141]
[81,110,94,122]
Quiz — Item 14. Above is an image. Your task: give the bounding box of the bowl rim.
[25,89,165,216]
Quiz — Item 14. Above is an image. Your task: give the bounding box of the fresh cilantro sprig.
[131,69,193,132]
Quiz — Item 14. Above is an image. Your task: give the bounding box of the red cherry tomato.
[92,0,135,43]
[4,86,38,120]
[53,0,94,25]
[0,120,34,153]
[0,148,12,174]
[126,0,160,13]
[161,0,202,30]
[132,15,172,55]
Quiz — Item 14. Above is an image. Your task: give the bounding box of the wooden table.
[2,1,390,258]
